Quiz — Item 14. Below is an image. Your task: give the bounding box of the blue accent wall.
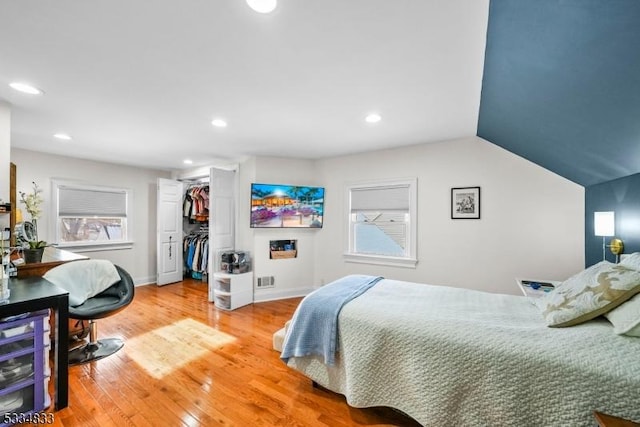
[585,173,640,266]
[478,0,640,187]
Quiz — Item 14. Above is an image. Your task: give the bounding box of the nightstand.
[515,278,560,298]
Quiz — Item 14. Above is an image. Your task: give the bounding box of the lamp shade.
[594,211,615,237]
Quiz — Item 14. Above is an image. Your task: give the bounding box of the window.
[345,178,417,267]
[53,180,132,251]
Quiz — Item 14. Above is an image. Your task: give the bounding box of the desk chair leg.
[69,320,124,366]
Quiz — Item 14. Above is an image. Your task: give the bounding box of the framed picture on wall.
[451,187,480,219]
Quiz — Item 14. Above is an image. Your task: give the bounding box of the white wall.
[9,134,585,297]
[0,102,9,202]
[314,136,585,295]
[0,102,10,236]
[238,156,321,301]
[236,156,256,255]
[11,148,171,284]
[238,138,584,299]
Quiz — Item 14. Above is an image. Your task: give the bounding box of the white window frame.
[344,177,417,268]
[51,179,134,252]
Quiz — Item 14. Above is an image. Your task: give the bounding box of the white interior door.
[157,178,183,286]
[208,168,236,301]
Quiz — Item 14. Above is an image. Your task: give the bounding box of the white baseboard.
[252,287,314,303]
[133,276,156,286]
[132,280,314,302]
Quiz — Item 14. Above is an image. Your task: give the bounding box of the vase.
[24,247,44,264]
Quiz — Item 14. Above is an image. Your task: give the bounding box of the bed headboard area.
[585,172,640,267]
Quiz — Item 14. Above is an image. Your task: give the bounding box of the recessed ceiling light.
[246,0,277,14]
[211,118,227,128]
[183,159,193,165]
[9,82,43,95]
[365,113,382,124]
[53,133,72,141]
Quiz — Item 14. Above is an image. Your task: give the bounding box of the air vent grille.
[256,276,275,288]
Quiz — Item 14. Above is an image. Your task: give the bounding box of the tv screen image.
[250,183,324,228]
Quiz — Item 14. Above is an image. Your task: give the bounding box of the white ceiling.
[0,0,489,171]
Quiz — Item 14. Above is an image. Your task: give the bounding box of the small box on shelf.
[269,239,297,259]
[270,250,296,259]
[219,251,251,274]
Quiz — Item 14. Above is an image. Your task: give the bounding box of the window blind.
[59,187,127,217]
[350,185,409,211]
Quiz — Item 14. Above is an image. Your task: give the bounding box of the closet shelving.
[183,183,209,224]
[212,271,253,310]
[182,182,210,281]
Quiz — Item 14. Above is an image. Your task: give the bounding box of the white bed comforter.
[287,279,640,426]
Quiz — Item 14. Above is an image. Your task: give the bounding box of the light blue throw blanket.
[280,275,383,366]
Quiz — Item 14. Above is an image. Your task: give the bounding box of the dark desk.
[1,277,69,410]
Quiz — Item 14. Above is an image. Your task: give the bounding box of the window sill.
[55,241,134,253]
[343,253,417,268]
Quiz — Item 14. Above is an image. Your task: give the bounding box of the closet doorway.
[156,167,236,294]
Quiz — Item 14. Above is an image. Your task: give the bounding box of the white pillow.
[536,261,640,327]
[620,252,640,271]
[605,293,640,337]
[44,259,121,306]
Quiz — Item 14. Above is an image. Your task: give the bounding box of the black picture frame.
[451,187,480,219]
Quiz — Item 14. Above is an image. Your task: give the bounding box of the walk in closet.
[157,167,245,304]
[183,183,210,281]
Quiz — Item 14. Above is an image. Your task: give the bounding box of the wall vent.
[256,276,275,288]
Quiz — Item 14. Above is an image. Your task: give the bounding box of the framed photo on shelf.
[451,186,480,219]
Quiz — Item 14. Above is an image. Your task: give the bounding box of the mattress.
[286,279,640,426]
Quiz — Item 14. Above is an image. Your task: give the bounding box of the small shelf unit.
[0,310,50,426]
[211,271,253,310]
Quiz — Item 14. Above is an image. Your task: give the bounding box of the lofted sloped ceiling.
[478,0,640,187]
[3,0,638,184]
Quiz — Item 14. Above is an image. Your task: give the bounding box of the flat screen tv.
[250,183,324,228]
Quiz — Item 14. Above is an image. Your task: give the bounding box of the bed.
[280,276,640,426]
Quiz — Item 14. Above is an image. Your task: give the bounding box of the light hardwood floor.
[31,279,421,427]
